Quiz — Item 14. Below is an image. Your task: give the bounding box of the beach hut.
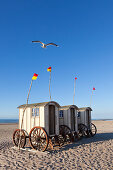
[13,101,63,151]
[18,101,60,136]
[77,107,97,136]
[77,107,92,127]
[59,105,78,141]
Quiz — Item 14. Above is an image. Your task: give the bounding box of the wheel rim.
[29,127,48,152]
[91,123,97,136]
[13,129,26,148]
[58,135,64,146]
[59,125,72,142]
[78,124,89,137]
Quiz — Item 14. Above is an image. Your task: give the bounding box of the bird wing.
[46,43,59,47]
[32,41,43,45]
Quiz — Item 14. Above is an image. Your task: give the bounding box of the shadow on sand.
[50,132,113,153]
[4,133,113,153]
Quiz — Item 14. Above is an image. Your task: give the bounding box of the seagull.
[32,41,59,48]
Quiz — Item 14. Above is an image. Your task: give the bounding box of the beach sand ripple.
[0,121,113,169]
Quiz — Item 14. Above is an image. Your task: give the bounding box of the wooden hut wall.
[77,116,80,124]
[19,102,60,136]
[44,105,49,135]
[80,111,85,125]
[59,117,64,125]
[40,106,45,127]
[59,110,66,126]
[68,109,71,128]
[77,111,82,124]
[55,106,59,135]
[89,110,91,128]
[85,110,91,127]
[75,109,78,132]
[69,108,78,132]
[19,108,31,134]
[44,104,59,136]
[59,107,78,132]
[78,110,91,127]
[19,106,45,134]
[64,110,68,126]
[59,116,64,126]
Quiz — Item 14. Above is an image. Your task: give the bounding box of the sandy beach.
[0,121,113,169]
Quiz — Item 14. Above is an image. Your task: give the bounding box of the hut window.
[32,108,39,117]
[36,108,39,116]
[77,112,81,118]
[59,110,63,118]
[32,108,35,116]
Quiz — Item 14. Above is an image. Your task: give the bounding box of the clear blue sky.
[0,0,113,119]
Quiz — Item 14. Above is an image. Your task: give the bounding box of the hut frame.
[59,105,79,142]
[77,107,97,137]
[13,101,64,151]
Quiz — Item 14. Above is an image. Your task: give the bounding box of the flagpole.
[90,90,93,108]
[27,80,33,105]
[18,79,33,149]
[49,71,51,101]
[21,79,33,129]
[73,79,76,105]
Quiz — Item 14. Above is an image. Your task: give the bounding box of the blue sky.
[0,0,113,119]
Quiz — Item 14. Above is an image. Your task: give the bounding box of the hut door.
[86,110,90,127]
[70,108,75,131]
[49,105,55,135]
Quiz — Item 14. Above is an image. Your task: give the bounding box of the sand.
[0,121,113,169]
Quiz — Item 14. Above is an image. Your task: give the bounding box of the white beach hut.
[18,101,60,136]
[77,107,92,128]
[59,105,78,132]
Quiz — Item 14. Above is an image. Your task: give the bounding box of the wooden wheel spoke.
[40,138,46,144]
[64,127,67,134]
[59,125,72,142]
[65,129,70,135]
[13,129,26,148]
[78,124,89,137]
[30,136,36,142]
[40,131,44,137]
[36,129,39,135]
[90,123,97,136]
[29,127,48,152]
[39,129,41,136]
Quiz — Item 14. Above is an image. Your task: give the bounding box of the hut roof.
[78,107,92,111]
[60,105,78,110]
[18,101,60,108]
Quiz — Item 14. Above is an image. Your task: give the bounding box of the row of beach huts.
[13,101,97,152]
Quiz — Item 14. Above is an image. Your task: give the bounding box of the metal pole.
[49,71,51,101]
[18,80,33,149]
[90,90,93,108]
[73,79,76,105]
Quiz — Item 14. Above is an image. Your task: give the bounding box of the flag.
[75,77,77,80]
[93,87,95,90]
[32,73,38,80]
[47,67,51,72]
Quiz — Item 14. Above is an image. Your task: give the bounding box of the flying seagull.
[32,41,59,48]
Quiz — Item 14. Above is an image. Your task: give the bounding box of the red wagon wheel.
[29,127,49,152]
[13,129,26,148]
[59,125,72,142]
[90,123,97,136]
